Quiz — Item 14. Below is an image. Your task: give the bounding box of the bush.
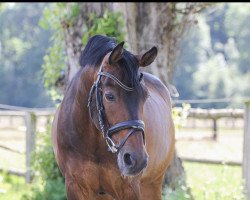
[22,123,66,200]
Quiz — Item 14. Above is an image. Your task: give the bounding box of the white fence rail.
[175,107,244,139]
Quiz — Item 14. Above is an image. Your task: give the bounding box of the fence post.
[243,100,250,200]
[25,111,36,183]
[212,118,217,140]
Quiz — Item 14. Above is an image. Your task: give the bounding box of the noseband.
[87,63,145,153]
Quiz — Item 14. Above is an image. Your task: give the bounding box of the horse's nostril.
[124,153,133,166]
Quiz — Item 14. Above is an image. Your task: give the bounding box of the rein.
[87,64,145,153]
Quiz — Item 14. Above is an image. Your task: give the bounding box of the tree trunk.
[61,3,112,84]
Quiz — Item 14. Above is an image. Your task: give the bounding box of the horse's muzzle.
[117,132,148,176]
[122,151,148,176]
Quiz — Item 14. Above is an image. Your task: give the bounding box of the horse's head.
[88,39,157,176]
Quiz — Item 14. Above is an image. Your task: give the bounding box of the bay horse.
[52,35,175,200]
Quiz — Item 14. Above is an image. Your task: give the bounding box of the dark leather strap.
[107,120,145,149]
[108,120,145,136]
[116,129,136,151]
[105,129,137,153]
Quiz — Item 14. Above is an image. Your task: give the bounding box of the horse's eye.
[105,93,115,102]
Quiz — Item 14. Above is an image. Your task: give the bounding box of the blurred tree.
[225,3,250,74]
[173,14,212,101]
[173,3,250,108]
[0,3,53,107]
[206,4,229,53]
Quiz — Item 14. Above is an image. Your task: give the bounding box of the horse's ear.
[136,47,158,67]
[109,41,124,65]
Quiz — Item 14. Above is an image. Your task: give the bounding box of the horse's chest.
[73,161,137,198]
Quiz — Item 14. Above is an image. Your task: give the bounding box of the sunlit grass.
[184,162,246,200]
[0,172,28,200]
[163,162,246,200]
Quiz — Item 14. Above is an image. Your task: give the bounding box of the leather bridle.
[87,63,145,153]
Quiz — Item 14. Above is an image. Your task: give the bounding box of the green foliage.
[42,35,66,102]
[172,103,191,129]
[163,179,192,200]
[39,3,81,102]
[0,172,27,200]
[40,4,126,102]
[22,124,66,200]
[82,10,125,45]
[39,3,80,30]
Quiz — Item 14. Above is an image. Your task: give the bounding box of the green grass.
[163,162,246,200]
[0,172,28,200]
[184,162,246,200]
[0,162,246,200]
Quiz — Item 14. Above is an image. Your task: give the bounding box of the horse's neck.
[60,67,98,141]
[57,66,114,157]
[72,67,96,130]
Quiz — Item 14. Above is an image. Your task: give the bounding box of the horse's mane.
[79,35,141,88]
